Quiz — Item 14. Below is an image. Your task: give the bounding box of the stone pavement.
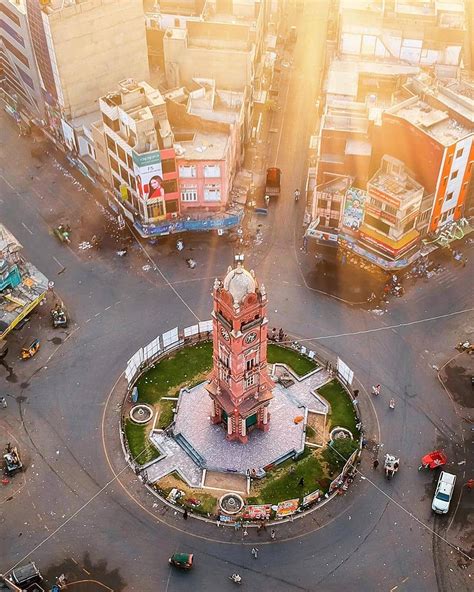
[147,431,202,488]
[174,382,306,473]
[272,364,331,413]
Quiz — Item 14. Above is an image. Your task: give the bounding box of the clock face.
[244,331,257,344]
[220,327,230,341]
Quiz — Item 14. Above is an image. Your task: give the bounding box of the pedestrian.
[353,389,359,398]
[373,459,379,470]
[270,529,276,540]
[0,397,7,408]
[271,328,277,341]
[183,508,188,520]
[251,547,258,559]
[278,328,284,342]
[298,477,304,487]
[372,384,381,396]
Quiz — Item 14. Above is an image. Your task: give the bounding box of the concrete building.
[359,155,424,262]
[378,76,473,235]
[98,79,178,229]
[0,224,48,339]
[24,0,149,138]
[0,0,45,123]
[337,0,465,76]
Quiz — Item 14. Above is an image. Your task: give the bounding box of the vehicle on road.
[384,454,399,479]
[8,561,44,590]
[229,573,242,584]
[20,338,40,360]
[53,224,71,244]
[432,471,456,514]
[419,450,447,471]
[265,167,281,201]
[169,552,193,570]
[3,443,23,475]
[51,305,68,328]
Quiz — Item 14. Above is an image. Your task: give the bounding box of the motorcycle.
[389,398,396,409]
[186,258,197,269]
[229,574,242,585]
[371,384,381,396]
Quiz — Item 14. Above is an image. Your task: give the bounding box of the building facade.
[0,0,45,123]
[206,262,273,444]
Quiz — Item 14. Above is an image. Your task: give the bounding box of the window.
[179,165,196,178]
[110,156,119,174]
[112,175,121,191]
[403,219,415,233]
[162,179,177,194]
[245,374,256,388]
[450,170,458,181]
[127,154,133,170]
[370,197,383,209]
[203,164,221,178]
[106,135,116,153]
[318,199,328,209]
[364,213,390,235]
[455,148,463,159]
[102,113,119,132]
[384,204,397,216]
[445,191,454,201]
[443,176,448,185]
[119,166,129,185]
[204,185,221,201]
[147,201,165,219]
[162,158,176,174]
[0,4,21,27]
[1,37,28,66]
[181,188,198,202]
[166,199,179,213]
[246,358,256,371]
[130,177,136,191]
[117,145,126,164]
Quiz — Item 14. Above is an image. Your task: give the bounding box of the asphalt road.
[1,1,473,590]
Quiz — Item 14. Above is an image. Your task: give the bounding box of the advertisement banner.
[342,188,367,232]
[132,150,164,203]
[276,498,299,518]
[242,505,272,520]
[302,490,320,507]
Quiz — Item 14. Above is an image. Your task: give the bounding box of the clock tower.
[205,261,273,443]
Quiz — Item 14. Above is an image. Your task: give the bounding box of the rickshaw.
[21,338,40,360]
[384,454,399,479]
[418,450,447,471]
[53,224,71,244]
[3,443,23,475]
[169,552,193,570]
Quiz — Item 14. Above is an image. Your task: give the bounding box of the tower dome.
[222,263,256,306]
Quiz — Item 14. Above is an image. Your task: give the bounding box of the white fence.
[125,320,213,386]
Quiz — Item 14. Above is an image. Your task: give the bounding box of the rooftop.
[387,96,472,145]
[174,129,229,160]
[369,156,423,201]
[187,79,244,125]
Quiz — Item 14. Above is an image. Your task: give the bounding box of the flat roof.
[175,130,228,160]
[388,97,472,145]
[189,88,243,125]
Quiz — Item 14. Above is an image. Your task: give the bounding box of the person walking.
[251,547,259,559]
[0,396,7,408]
[270,529,276,540]
[372,384,381,396]
[298,477,305,487]
[373,459,379,470]
[278,328,284,342]
[183,508,188,520]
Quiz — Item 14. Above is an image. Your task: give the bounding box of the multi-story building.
[0,0,45,124]
[337,0,465,76]
[359,155,424,263]
[24,0,149,140]
[98,80,178,230]
[377,78,473,235]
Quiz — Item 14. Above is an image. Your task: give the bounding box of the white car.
[432,471,456,514]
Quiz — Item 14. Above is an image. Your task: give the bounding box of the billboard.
[342,187,367,232]
[275,498,299,518]
[132,150,164,202]
[242,504,272,520]
[302,490,320,507]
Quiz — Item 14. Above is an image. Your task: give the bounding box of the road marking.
[0,174,14,190]
[85,318,91,323]
[104,306,111,311]
[21,222,33,235]
[94,312,101,317]
[52,256,63,267]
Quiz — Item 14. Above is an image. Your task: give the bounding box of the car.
[169,552,193,570]
[432,471,456,514]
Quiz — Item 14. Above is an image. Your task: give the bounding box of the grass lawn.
[248,450,329,505]
[136,342,213,405]
[124,419,160,465]
[317,379,359,435]
[267,344,317,376]
[158,399,176,429]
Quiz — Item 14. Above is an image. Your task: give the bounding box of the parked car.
[432,471,456,514]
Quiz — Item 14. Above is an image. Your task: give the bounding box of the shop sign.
[275,498,299,518]
[302,490,320,507]
[342,187,367,232]
[368,186,400,208]
[242,504,272,520]
[306,224,338,243]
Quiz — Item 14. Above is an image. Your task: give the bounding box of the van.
[432,471,456,514]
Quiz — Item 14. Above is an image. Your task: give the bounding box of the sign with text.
[276,498,299,518]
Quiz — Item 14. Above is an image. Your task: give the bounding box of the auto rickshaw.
[53,224,71,244]
[21,338,40,360]
[169,553,194,570]
[384,454,399,480]
[418,450,447,471]
[3,443,23,475]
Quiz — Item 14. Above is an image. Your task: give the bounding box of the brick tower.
[205,261,273,443]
